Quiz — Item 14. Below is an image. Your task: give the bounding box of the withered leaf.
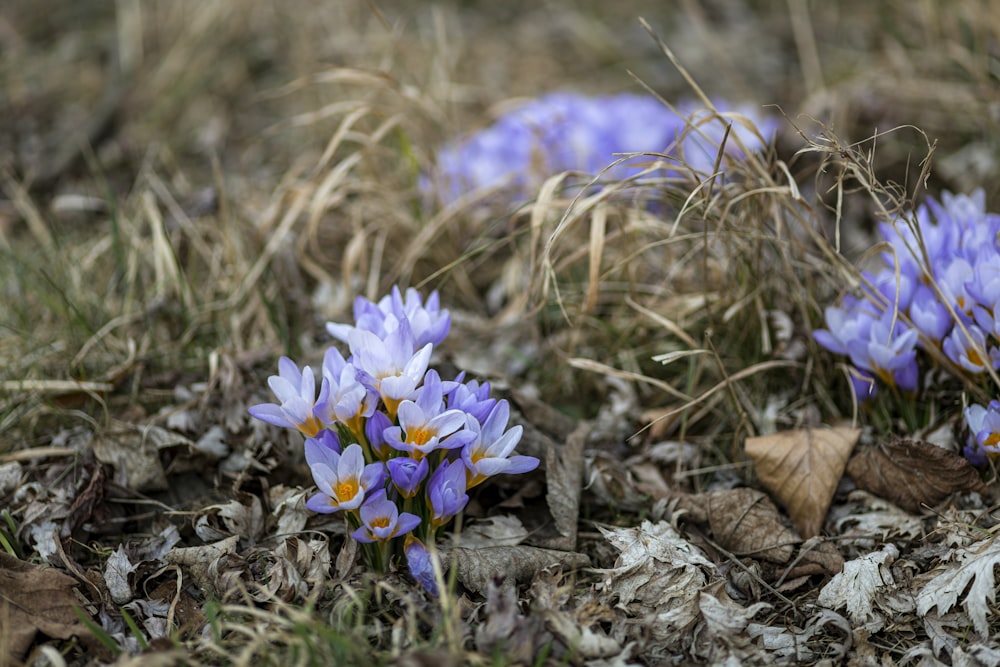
[846,438,989,513]
[539,422,587,551]
[594,519,711,626]
[164,535,239,594]
[745,427,860,538]
[817,544,908,632]
[701,488,799,564]
[0,552,102,660]
[93,420,189,492]
[445,545,589,597]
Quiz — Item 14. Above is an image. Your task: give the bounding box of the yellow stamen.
[407,427,433,446]
[334,477,360,503]
[986,432,1000,448]
[370,516,391,529]
[967,347,985,367]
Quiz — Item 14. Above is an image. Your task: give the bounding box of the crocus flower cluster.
[422,91,777,208]
[249,286,539,589]
[812,190,1000,463]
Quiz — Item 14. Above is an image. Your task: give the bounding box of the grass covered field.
[2,1,1000,665]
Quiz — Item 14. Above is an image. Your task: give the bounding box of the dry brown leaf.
[164,535,239,594]
[846,438,989,513]
[702,488,799,564]
[93,420,192,492]
[745,427,860,538]
[446,545,589,597]
[539,422,587,550]
[817,544,912,633]
[530,570,623,661]
[0,552,103,661]
[596,521,713,622]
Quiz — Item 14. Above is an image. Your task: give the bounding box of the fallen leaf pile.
[3,374,999,664]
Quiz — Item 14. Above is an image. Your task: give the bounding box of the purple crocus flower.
[814,298,876,357]
[404,535,439,595]
[426,459,469,529]
[387,456,430,499]
[317,346,377,441]
[351,489,421,543]
[461,400,537,489]
[306,443,385,514]
[445,373,496,426]
[365,409,394,460]
[422,92,775,208]
[964,247,1000,309]
[943,324,1000,374]
[348,319,433,419]
[383,370,475,460]
[863,268,916,314]
[328,286,451,349]
[248,357,328,437]
[964,400,1000,464]
[909,284,953,344]
[848,310,919,392]
[304,429,342,468]
[674,100,778,176]
[936,257,976,321]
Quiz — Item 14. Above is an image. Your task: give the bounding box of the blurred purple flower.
[248,356,327,437]
[964,247,1000,309]
[851,310,919,392]
[306,443,385,514]
[423,92,776,207]
[404,535,439,595]
[964,400,1000,465]
[814,298,876,357]
[426,459,469,529]
[943,324,1000,374]
[909,284,953,344]
[863,268,916,314]
[352,489,421,543]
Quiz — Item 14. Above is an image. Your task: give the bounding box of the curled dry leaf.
[745,427,860,538]
[916,535,1000,640]
[684,488,800,564]
[530,570,623,661]
[93,420,193,492]
[450,515,528,548]
[816,544,911,632]
[104,544,137,605]
[595,519,712,649]
[164,535,239,594]
[846,438,989,514]
[540,421,587,551]
[445,545,589,597]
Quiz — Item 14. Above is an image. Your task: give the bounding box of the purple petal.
[248,404,295,429]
